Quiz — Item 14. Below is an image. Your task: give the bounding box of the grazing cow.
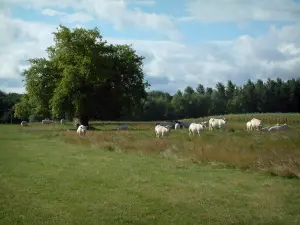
[250,118,263,131]
[174,123,180,130]
[268,123,291,131]
[119,125,128,131]
[209,118,226,131]
[261,126,271,131]
[42,118,53,124]
[200,121,209,128]
[246,121,252,131]
[155,125,171,138]
[77,125,87,136]
[189,123,204,136]
[174,120,190,128]
[261,123,279,131]
[21,121,28,126]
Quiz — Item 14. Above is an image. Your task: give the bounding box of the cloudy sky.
[1,0,300,94]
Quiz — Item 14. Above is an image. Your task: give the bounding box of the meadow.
[1,113,300,224]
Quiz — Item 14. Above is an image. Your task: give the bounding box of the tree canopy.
[134,78,300,121]
[14,25,149,125]
[9,77,300,123]
[0,91,22,123]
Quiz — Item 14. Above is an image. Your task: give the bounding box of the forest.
[1,77,300,123]
[0,91,22,123]
[134,78,300,121]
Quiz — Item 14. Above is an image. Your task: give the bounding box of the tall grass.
[184,113,300,124]
[22,113,300,178]
[58,120,300,179]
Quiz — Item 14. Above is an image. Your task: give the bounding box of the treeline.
[1,77,300,123]
[0,91,22,123]
[130,77,300,121]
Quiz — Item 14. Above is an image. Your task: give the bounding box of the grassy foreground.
[1,123,300,224]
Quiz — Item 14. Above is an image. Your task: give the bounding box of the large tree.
[14,94,32,120]
[16,25,149,125]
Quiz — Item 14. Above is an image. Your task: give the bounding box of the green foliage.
[28,114,44,123]
[13,94,32,120]
[21,25,149,125]
[0,91,22,123]
[139,78,300,121]
[24,58,60,117]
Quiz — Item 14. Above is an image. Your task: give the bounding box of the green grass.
[61,120,300,178]
[1,119,300,224]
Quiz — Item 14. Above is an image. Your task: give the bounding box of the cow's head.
[165,124,172,131]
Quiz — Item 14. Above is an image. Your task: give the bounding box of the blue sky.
[1,0,300,94]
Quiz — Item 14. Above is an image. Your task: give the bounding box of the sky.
[1,0,300,94]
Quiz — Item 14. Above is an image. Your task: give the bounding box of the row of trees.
[0,91,22,123]
[135,78,300,121]
[4,25,300,124]
[3,77,300,123]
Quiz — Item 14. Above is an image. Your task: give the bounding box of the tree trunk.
[79,116,89,127]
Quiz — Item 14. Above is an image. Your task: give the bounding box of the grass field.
[1,116,300,224]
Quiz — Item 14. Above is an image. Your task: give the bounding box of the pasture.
[1,115,300,224]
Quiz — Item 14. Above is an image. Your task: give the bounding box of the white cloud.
[3,0,181,40]
[107,23,300,93]
[278,43,300,56]
[41,8,64,16]
[0,11,55,84]
[131,0,156,6]
[60,12,94,23]
[41,8,94,23]
[0,86,26,94]
[3,0,78,9]
[81,0,182,40]
[184,0,300,22]
[1,1,300,94]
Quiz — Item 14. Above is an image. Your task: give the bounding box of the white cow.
[261,123,279,131]
[250,118,263,131]
[268,123,291,131]
[174,123,180,130]
[21,121,28,126]
[246,121,252,131]
[209,118,226,131]
[60,119,66,124]
[77,125,87,136]
[201,121,209,128]
[189,123,204,136]
[42,118,54,124]
[261,126,271,131]
[119,125,128,130]
[155,125,171,138]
